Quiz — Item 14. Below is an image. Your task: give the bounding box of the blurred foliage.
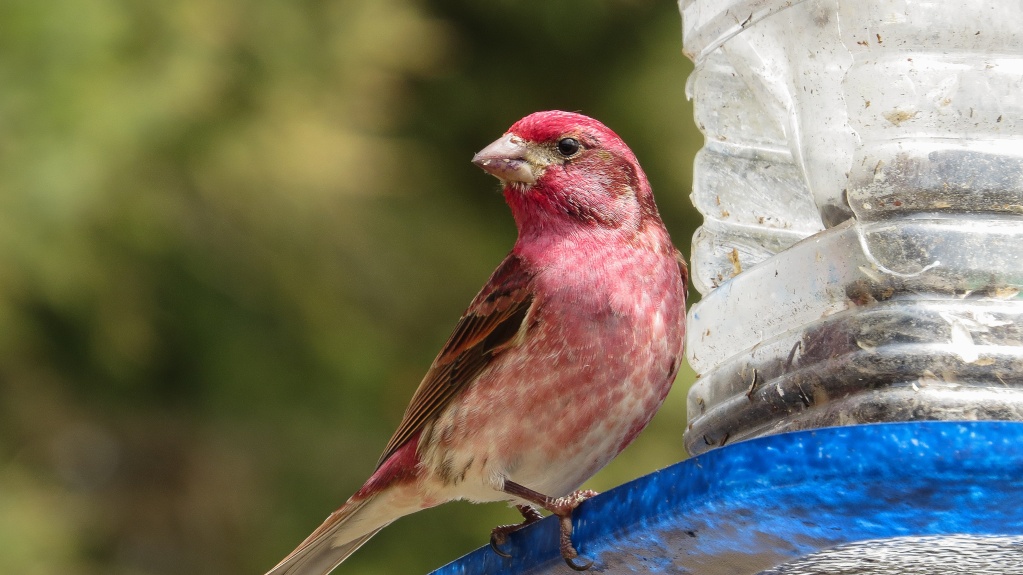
[0,0,702,573]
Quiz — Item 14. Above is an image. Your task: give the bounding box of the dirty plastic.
[681,0,1023,455]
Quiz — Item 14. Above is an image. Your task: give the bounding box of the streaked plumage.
[266,111,687,574]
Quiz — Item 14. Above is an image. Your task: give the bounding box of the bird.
[265,110,688,574]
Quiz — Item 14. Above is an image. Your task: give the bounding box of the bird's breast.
[419,238,685,502]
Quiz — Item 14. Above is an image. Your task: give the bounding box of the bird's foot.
[490,504,544,558]
[501,481,599,570]
[547,490,597,571]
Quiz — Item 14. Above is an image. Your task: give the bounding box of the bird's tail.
[264,493,396,575]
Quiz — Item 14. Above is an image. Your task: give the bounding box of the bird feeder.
[432,1,1023,572]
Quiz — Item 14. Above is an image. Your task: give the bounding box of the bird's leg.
[489,504,544,558]
[501,480,598,571]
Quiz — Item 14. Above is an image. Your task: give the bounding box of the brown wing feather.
[376,254,535,468]
[674,248,689,290]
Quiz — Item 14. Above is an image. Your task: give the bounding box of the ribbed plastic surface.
[681,0,1023,455]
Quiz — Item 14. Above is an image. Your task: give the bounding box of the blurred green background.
[0,0,702,573]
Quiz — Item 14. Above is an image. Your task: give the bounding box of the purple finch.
[266,111,688,574]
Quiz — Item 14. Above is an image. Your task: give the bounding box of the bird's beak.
[472,133,537,185]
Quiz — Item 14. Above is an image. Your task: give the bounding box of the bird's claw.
[564,555,594,571]
[489,504,544,560]
[489,532,512,558]
[555,498,595,571]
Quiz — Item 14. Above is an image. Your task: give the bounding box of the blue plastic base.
[429,421,1023,574]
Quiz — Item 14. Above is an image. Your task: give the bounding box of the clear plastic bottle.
[681,0,1023,455]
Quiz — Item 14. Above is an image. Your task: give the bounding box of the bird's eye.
[556,137,581,157]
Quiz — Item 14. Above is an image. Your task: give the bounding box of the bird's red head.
[473,111,661,239]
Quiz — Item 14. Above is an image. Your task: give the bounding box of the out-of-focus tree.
[0,0,700,573]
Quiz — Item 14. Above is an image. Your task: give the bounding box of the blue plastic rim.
[429,421,1023,574]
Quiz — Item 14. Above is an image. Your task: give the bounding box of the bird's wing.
[376,253,535,468]
[674,248,689,292]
